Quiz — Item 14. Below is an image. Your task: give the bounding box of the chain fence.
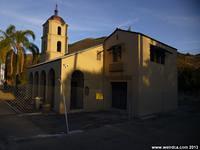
[0,84,39,113]
[0,82,130,136]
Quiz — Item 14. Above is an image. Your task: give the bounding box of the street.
[0,100,200,150]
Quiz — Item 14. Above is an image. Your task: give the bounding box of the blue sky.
[0,0,200,54]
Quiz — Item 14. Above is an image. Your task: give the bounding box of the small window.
[57,41,61,52]
[150,45,165,64]
[57,27,61,35]
[112,45,122,62]
[97,51,101,61]
[85,86,89,96]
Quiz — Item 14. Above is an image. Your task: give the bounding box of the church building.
[28,7,177,118]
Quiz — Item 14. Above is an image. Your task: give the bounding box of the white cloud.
[117,18,139,28]
[0,9,43,27]
[162,15,200,26]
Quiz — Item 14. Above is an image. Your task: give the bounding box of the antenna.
[118,25,133,31]
[54,3,58,15]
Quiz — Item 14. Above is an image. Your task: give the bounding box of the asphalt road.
[0,100,200,150]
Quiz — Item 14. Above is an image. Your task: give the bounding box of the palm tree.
[0,25,15,63]
[0,25,39,85]
[28,43,40,64]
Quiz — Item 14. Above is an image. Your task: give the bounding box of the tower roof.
[47,15,65,24]
[43,5,65,25]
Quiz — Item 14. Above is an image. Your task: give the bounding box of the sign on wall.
[96,92,103,100]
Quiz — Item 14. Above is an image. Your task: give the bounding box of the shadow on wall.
[61,68,104,112]
[59,46,104,112]
[28,66,58,112]
[139,41,177,115]
[28,50,104,112]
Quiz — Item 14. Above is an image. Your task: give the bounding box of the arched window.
[57,41,61,52]
[57,27,61,35]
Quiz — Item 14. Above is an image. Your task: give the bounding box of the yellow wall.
[104,30,177,117]
[41,20,68,62]
[30,45,104,113]
[138,35,177,116]
[104,30,140,117]
[28,59,61,111]
[29,28,177,117]
[60,45,104,113]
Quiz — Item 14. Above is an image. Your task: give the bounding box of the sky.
[0,0,200,54]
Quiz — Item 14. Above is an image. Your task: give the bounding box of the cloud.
[136,6,200,27]
[117,18,139,28]
[69,24,101,32]
[0,9,43,27]
[69,21,114,32]
[161,15,200,26]
[68,17,139,32]
[181,40,200,44]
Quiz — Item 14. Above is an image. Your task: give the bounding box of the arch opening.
[40,71,46,104]
[34,72,39,97]
[47,69,55,109]
[29,73,33,98]
[70,70,84,109]
[57,41,61,52]
[57,26,61,35]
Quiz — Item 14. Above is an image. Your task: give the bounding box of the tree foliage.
[0,25,39,85]
[177,53,200,94]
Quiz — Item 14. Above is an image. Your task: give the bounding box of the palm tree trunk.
[20,50,25,73]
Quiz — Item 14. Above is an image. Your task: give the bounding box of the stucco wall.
[28,28,177,117]
[137,35,177,117]
[41,20,68,62]
[104,30,140,117]
[47,20,68,54]
[60,45,104,113]
[28,59,61,112]
[104,30,177,118]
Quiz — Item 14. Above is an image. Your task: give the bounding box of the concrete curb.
[10,130,84,142]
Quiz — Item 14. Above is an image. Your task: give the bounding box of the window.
[57,41,61,52]
[150,45,165,64]
[112,45,122,62]
[97,51,101,61]
[57,27,61,35]
[85,86,89,96]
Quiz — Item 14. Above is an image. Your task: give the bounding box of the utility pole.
[59,78,69,134]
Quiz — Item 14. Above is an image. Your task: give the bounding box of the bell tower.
[41,5,68,62]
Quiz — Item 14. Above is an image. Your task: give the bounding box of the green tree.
[0,25,39,85]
